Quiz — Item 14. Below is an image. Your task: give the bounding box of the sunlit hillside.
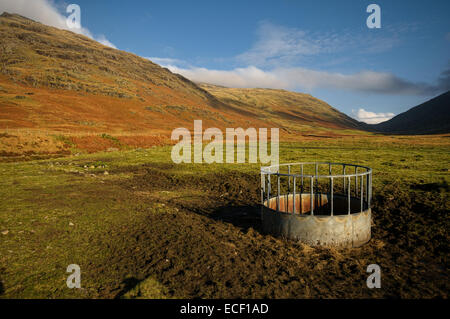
[0,12,369,157]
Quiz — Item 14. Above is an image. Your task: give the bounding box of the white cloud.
[0,0,116,48]
[148,21,440,95]
[166,65,285,89]
[96,35,117,49]
[158,62,439,95]
[236,22,322,66]
[353,108,395,124]
[236,21,400,67]
[274,68,436,94]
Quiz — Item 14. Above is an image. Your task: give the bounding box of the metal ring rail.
[261,162,372,216]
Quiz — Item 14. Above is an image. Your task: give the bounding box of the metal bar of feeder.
[329,163,332,194]
[343,165,346,193]
[277,174,280,212]
[315,163,319,211]
[310,177,314,215]
[299,172,303,215]
[261,173,265,205]
[330,177,334,216]
[301,164,304,193]
[360,174,364,212]
[355,166,358,197]
[287,165,291,212]
[347,176,351,214]
[366,173,369,206]
[293,176,296,214]
[288,165,291,193]
[367,174,372,209]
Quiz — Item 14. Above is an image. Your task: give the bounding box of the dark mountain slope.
[371,91,450,135]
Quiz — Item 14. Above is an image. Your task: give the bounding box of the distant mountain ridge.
[371,91,450,135]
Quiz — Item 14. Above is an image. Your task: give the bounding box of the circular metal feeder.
[260,162,372,248]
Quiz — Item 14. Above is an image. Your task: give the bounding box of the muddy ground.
[81,163,449,298]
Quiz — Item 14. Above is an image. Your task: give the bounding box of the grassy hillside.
[199,83,361,135]
[0,12,250,134]
[372,91,450,134]
[0,12,368,158]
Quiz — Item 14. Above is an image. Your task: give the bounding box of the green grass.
[0,138,448,298]
[52,134,79,154]
[121,277,168,299]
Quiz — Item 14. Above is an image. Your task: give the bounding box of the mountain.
[0,12,361,139]
[372,91,450,135]
[199,83,361,134]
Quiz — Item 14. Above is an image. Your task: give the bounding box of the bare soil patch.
[86,164,449,298]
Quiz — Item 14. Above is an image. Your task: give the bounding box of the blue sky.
[1,0,449,123]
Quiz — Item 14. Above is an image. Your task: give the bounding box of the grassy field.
[0,134,448,298]
[1,12,448,300]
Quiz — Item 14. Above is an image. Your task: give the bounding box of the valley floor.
[0,136,449,298]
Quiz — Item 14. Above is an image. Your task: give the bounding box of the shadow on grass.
[410,180,448,192]
[208,204,262,232]
[114,277,141,299]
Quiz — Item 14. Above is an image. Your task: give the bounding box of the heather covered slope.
[372,91,450,135]
[0,12,259,133]
[0,12,362,137]
[199,83,361,134]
